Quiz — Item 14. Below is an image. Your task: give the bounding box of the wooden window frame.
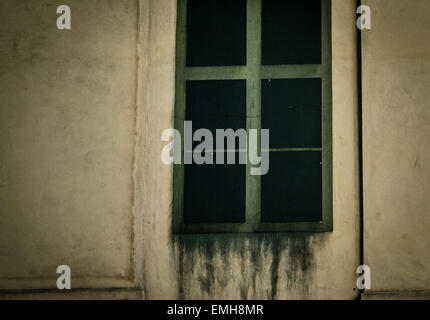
[173,0,332,233]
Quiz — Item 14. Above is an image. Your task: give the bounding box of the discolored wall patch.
[173,233,321,299]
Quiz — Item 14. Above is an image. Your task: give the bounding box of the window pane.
[262,0,321,65]
[184,153,246,223]
[186,80,246,148]
[187,0,247,66]
[184,80,246,223]
[262,151,322,222]
[262,78,321,148]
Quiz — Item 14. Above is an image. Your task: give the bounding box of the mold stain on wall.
[173,233,321,299]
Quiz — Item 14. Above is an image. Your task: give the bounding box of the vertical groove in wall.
[140,0,151,299]
[130,0,143,288]
[356,0,364,298]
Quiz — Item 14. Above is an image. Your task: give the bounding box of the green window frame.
[173,0,332,233]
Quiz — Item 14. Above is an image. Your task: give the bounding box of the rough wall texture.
[363,0,430,294]
[142,0,360,300]
[0,0,142,292]
[1,0,428,300]
[0,0,362,299]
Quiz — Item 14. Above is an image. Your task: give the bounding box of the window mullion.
[245,0,262,231]
[261,64,324,79]
[173,0,187,233]
[321,0,333,231]
[185,66,247,80]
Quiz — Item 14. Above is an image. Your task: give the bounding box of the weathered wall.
[362,0,430,296]
[0,0,363,300]
[142,0,360,299]
[0,0,143,295]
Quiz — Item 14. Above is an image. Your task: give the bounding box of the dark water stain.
[173,233,318,299]
[262,235,288,299]
[240,282,249,300]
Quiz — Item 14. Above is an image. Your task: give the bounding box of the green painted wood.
[172,0,187,233]
[261,64,324,79]
[244,0,263,232]
[173,0,333,233]
[185,66,247,80]
[321,0,333,232]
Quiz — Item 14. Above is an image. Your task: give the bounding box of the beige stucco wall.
[1,0,363,299]
[362,0,430,295]
[0,0,143,295]
[142,0,360,299]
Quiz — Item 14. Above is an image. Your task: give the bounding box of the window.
[173,0,332,233]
